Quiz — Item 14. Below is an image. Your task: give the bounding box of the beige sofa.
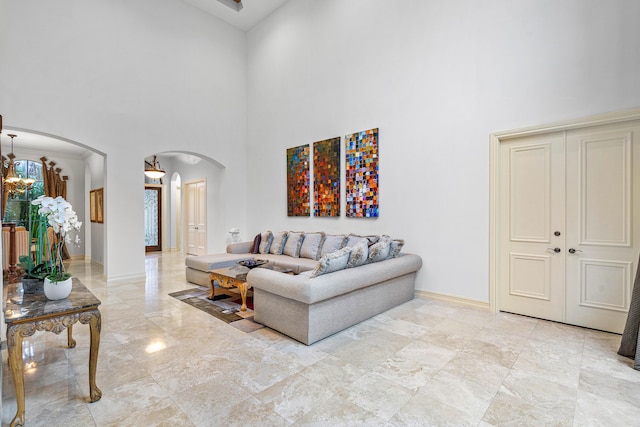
[184,231,422,344]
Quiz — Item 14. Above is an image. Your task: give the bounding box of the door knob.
[568,248,583,254]
[547,247,561,253]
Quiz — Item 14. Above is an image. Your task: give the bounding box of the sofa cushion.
[389,238,405,258]
[310,246,352,278]
[283,231,304,258]
[368,235,391,263]
[300,232,325,260]
[347,238,369,268]
[259,231,273,254]
[250,233,261,254]
[185,253,247,271]
[320,234,347,257]
[269,231,289,255]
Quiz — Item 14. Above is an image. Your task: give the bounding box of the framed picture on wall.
[96,188,104,223]
[90,190,97,222]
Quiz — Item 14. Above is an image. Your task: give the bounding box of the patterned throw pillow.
[250,233,261,254]
[258,231,273,254]
[389,238,405,258]
[269,231,289,255]
[320,234,347,257]
[300,232,325,260]
[283,232,304,257]
[310,246,352,278]
[368,235,392,263]
[347,238,369,268]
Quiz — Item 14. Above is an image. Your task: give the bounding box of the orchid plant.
[31,195,82,283]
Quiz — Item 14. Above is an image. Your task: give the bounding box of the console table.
[4,278,102,427]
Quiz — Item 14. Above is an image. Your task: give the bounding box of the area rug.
[169,287,263,332]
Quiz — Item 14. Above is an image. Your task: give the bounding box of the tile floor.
[2,252,640,426]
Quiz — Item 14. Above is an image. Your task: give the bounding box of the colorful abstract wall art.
[286,144,310,216]
[345,128,379,218]
[313,137,341,217]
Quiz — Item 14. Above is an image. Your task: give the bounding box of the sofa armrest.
[226,241,252,254]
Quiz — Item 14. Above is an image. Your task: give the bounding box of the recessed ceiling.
[181,0,289,31]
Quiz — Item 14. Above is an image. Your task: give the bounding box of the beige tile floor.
[2,252,640,426]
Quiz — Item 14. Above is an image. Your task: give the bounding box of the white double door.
[499,120,640,333]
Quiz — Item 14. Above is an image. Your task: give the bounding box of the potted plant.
[19,204,51,293]
[31,195,82,300]
[18,255,49,293]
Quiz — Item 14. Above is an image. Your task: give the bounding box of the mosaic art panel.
[286,144,310,216]
[313,137,341,217]
[345,128,379,218]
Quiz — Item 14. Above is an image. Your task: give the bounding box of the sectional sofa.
[184,231,423,344]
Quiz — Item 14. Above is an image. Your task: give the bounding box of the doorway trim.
[489,107,640,313]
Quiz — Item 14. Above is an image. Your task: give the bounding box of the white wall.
[0,0,247,280]
[246,0,640,301]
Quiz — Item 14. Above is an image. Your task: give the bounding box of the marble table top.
[4,278,101,324]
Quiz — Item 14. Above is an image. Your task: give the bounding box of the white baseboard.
[415,290,491,311]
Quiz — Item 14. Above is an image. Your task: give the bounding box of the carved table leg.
[67,324,76,348]
[7,323,36,427]
[208,274,216,300]
[81,309,102,402]
[237,282,249,312]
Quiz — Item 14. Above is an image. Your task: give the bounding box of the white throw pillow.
[283,232,304,257]
[300,232,325,260]
[310,246,352,278]
[345,234,379,248]
[320,234,347,257]
[269,231,289,255]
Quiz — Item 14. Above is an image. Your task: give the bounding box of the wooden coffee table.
[4,278,102,427]
[208,267,251,311]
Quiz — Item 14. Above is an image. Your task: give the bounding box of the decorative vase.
[22,277,45,294]
[43,277,73,300]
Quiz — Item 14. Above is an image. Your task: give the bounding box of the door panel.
[509,144,551,242]
[580,133,631,246]
[565,122,640,333]
[499,133,565,322]
[185,180,206,256]
[509,253,551,300]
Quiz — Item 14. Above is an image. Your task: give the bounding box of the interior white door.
[565,122,640,333]
[499,132,566,323]
[195,181,207,255]
[499,121,640,333]
[185,180,206,256]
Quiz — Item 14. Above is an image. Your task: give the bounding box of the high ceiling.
[181,0,290,31]
[1,1,289,158]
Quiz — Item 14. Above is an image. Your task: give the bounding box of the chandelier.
[144,155,166,179]
[3,134,35,196]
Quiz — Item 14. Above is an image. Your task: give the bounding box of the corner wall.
[246,0,640,301]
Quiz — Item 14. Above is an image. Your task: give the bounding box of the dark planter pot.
[22,277,45,294]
